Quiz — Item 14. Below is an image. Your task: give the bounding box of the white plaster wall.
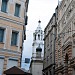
[31,62,43,75]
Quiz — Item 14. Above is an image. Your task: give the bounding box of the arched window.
[35,34,36,40]
[64,53,68,75]
[41,35,43,40]
[38,34,40,40]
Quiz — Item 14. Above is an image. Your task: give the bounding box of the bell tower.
[32,20,44,60]
[30,20,44,75]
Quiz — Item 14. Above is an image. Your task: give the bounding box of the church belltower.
[30,20,44,75]
[32,20,44,59]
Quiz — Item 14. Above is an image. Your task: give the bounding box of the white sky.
[21,0,58,70]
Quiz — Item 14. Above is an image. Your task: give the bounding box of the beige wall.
[0,0,27,74]
[0,0,26,19]
[0,19,23,52]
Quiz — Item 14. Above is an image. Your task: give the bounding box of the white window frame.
[14,3,21,17]
[1,0,9,13]
[11,30,19,46]
[7,57,18,69]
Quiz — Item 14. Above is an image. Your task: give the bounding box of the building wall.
[55,0,75,75]
[43,13,56,75]
[30,61,43,75]
[0,0,28,75]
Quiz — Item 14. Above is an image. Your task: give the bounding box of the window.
[38,34,40,40]
[0,28,4,42]
[14,3,21,17]
[11,31,18,46]
[34,34,36,40]
[39,30,40,32]
[41,35,43,40]
[7,59,18,69]
[1,0,8,13]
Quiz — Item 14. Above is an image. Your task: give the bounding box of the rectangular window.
[11,31,18,46]
[0,28,4,42]
[7,59,18,69]
[1,0,8,13]
[14,4,20,17]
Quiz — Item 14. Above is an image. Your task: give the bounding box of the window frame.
[0,27,5,43]
[7,58,18,69]
[1,0,8,13]
[38,34,40,40]
[14,3,21,17]
[11,31,18,46]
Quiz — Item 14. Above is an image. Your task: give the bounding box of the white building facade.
[30,20,44,75]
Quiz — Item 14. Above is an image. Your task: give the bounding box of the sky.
[21,0,58,70]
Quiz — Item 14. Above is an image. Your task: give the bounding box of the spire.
[38,20,41,27]
[35,20,41,31]
[38,20,41,24]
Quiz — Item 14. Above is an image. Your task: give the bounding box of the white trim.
[0,56,4,59]
[0,48,21,56]
[9,28,12,50]
[18,32,20,51]
[19,3,21,18]
[3,27,7,49]
[0,0,2,11]
[0,16,24,25]
[0,0,9,13]
[10,28,22,48]
[6,0,9,13]
[0,25,8,49]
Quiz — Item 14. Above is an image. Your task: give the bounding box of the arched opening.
[41,35,43,40]
[34,34,36,40]
[65,53,68,64]
[64,53,68,75]
[38,34,40,40]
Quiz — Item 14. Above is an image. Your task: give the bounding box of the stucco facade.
[0,0,29,75]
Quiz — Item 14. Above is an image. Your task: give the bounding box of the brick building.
[43,13,57,75]
[55,0,75,75]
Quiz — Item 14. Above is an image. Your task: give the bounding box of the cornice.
[62,41,72,50]
[0,16,24,26]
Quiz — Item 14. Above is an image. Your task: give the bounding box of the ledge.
[0,42,4,44]
[62,41,72,50]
